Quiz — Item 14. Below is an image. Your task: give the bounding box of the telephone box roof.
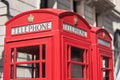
[91,27,112,40]
[5,8,91,29]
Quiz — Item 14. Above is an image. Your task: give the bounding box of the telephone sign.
[11,22,52,35]
[63,23,87,37]
[98,38,110,47]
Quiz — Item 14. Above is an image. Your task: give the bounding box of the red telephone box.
[91,27,114,80]
[4,9,92,80]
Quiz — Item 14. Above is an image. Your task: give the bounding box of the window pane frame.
[102,56,111,80]
[67,45,88,79]
[10,44,47,79]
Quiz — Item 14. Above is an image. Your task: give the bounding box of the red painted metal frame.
[62,37,91,80]
[4,38,52,80]
[91,27,114,80]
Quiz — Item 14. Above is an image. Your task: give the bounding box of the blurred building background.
[0,0,120,80]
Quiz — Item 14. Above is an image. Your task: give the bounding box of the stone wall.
[0,2,7,79]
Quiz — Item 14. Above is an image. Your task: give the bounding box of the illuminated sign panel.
[11,22,52,35]
[63,23,87,37]
[98,39,110,47]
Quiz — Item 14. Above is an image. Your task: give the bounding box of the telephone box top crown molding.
[5,8,92,42]
[5,8,91,29]
[91,27,112,41]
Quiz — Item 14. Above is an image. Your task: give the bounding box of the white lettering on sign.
[98,39,110,47]
[63,23,87,37]
[11,22,52,35]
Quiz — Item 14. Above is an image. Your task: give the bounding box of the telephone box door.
[4,38,52,80]
[62,37,91,80]
[99,50,114,80]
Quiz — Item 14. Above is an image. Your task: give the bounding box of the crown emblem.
[102,32,106,38]
[28,14,34,23]
[74,17,78,25]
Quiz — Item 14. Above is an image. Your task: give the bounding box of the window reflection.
[11,48,14,62]
[102,56,110,80]
[16,63,39,78]
[10,45,46,79]
[71,47,84,62]
[16,46,40,62]
[103,70,109,80]
[10,65,14,79]
[68,46,85,79]
[71,64,84,78]
[103,57,109,68]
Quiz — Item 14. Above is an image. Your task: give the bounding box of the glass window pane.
[103,57,109,68]
[16,63,39,78]
[103,70,109,80]
[11,48,14,62]
[71,47,84,62]
[16,46,39,62]
[10,65,14,79]
[42,63,46,78]
[42,45,46,60]
[71,64,84,78]
[40,0,48,8]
